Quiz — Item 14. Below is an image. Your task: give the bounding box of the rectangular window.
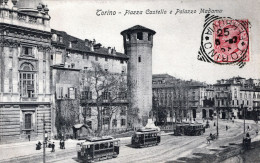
[59,36,63,43]
[120,107,126,116]
[121,119,126,126]
[138,56,141,62]
[68,87,75,99]
[112,119,117,127]
[137,32,143,40]
[126,34,131,41]
[82,91,92,99]
[105,57,108,61]
[84,107,91,118]
[25,114,32,129]
[103,118,109,125]
[95,56,98,61]
[148,33,152,41]
[103,91,110,100]
[22,46,33,57]
[120,60,124,64]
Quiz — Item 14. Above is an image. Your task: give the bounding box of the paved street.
[0,119,259,163]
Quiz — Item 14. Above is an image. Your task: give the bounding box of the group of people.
[35,140,64,152]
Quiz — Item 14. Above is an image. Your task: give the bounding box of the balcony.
[80,98,128,106]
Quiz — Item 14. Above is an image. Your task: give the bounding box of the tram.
[131,128,160,148]
[174,123,205,136]
[76,136,120,162]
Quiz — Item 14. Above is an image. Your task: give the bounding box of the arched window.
[19,63,36,98]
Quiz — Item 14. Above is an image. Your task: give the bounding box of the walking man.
[51,142,55,152]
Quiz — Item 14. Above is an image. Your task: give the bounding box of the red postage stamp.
[213,19,249,63]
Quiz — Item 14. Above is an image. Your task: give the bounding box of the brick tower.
[121,25,156,127]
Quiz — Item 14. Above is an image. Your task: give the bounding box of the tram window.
[100,143,104,149]
[109,142,113,148]
[95,144,99,150]
[104,143,108,148]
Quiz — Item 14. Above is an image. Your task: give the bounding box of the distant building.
[214,76,260,120]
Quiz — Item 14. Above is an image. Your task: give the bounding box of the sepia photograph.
[0,0,260,162]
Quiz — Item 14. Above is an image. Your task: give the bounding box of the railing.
[0,7,49,31]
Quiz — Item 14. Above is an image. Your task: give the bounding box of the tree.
[82,61,128,133]
[55,95,80,136]
[152,96,168,126]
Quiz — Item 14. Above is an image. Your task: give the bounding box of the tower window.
[126,34,131,41]
[148,33,152,41]
[138,56,141,62]
[137,32,143,40]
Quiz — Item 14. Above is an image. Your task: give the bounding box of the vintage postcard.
[0,0,260,162]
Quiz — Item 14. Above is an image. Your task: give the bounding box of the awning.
[72,123,91,129]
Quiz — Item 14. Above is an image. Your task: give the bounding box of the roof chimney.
[112,47,116,55]
[89,41,94,51]
[108,47,111,54]
[85,39,89,46]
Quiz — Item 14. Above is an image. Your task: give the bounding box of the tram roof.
[135,128,159,134]
[79,136,120,145]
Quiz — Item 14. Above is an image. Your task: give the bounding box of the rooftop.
[121,25,156,35]
[51,29,128,59]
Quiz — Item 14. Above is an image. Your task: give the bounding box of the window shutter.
[21,47,25,55]
[28,48,32,56]
[56,86,60,99]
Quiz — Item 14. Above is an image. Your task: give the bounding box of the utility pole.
[217,107,219,136]
[171,101,174,131]
[42,114,46,163]
[242,104,245,134]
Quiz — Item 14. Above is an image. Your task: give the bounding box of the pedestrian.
[28,134,30,141]
[247,126,250,131]
[256,130,258,135]
[36,141,42,150]
[226,125,228,131]
[214,122,216,126]
[246,132,250,138]
[51,142,55,152]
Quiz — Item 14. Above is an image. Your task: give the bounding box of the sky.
[45,0,260,84]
